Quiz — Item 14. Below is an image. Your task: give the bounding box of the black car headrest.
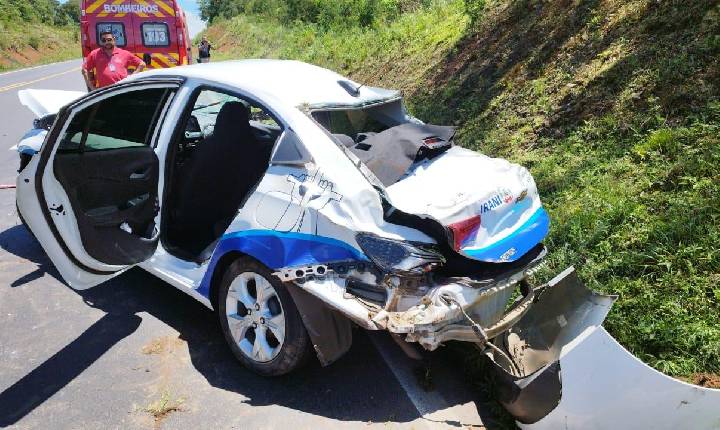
[214,101,250,138]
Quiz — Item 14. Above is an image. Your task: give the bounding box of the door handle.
[129,169,150,180]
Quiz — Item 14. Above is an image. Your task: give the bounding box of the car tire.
[217,257,312,376]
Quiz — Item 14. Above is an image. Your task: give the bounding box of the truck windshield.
[96,23,126,46]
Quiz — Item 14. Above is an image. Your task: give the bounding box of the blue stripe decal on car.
[462,206,550,263]
[196,230,368,299]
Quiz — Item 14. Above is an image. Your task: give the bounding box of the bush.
[28,35,40,50]
[199,0,428,28]
[463,0,486,24]
[0,0,78,26]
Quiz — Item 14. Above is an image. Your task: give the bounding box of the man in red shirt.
[82,31,146,90]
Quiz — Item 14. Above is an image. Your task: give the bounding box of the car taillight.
[448,215,482,251]
[177,28,183,45]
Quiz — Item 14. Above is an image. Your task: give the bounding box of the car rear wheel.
[217,257,312,376]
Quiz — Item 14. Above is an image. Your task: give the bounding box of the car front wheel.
[217,257,312,376]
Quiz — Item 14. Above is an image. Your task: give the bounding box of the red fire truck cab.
[81,0,192,70]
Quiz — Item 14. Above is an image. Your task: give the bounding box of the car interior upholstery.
[164,101,274,261]
[51,87,170,266]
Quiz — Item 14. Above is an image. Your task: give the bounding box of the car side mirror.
[270,129,313,166]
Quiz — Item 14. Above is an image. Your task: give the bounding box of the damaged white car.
[16,60,720,428]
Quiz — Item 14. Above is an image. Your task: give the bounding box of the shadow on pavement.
[0,224,500,428]
[0,224,61,287]
[0,313,142,426]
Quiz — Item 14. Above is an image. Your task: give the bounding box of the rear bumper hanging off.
[484,267,720,429]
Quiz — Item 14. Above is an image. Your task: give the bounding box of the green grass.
[207,0,468,82]
[207,0,720,379]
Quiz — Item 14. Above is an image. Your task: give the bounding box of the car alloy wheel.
[217,257,312,376]
[225,271,285,362]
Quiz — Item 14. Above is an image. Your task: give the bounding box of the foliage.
[207,0,720,379]
[58,0,81,24]
[463,0,485,24]
[199,0,431,28]
[0,19,79,71]
[0,0,79,71]
[0,0,79,26]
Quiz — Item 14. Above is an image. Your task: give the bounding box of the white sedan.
[19,60,715,429]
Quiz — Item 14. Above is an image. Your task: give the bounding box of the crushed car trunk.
[329,120,550,266]
[384,143,549,265]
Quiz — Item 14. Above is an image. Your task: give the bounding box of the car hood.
[385,146,549,263]
[18,89,85,118]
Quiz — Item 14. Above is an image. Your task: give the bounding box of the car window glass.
[96,22,126,46]
[188,89,280,141]
[312,108,388,138]
[58,87,170,153]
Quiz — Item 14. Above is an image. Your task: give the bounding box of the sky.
[177,0,199,15]
[60,0,206,38]
[182,4,207,39]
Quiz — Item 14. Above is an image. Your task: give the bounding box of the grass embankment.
[0,21,79,72]
[206,0,720,379]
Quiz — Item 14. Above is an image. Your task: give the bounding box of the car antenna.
[337,80,363,97]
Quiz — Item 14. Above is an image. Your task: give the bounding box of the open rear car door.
[16,81,181,290]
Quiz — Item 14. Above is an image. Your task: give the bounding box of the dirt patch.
[6,48,40,65]
[137,335,189,428]
[1,46,59,70]
[141,335,185,355]
[682,373,720,389]
[0,56,13,68]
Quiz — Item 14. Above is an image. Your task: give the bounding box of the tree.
[59,0,80,23]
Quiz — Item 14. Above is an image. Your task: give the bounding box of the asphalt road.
[0,61,502,429]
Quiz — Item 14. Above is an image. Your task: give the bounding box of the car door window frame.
[59,88,175,154]
[164,82,288,175]
[160,82,287,260]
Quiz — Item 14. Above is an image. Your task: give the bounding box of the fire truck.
[80,0,192,70]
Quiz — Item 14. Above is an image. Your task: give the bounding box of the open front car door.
[16,81,180,290]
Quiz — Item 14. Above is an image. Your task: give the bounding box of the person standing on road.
[82,31,146,91]
[198,36,212,63]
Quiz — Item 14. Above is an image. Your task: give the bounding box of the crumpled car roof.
[130,59,400,108]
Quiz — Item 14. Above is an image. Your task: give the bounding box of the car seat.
[169,101,271,258]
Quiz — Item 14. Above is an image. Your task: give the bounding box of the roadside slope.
[0,0,80,72]
[204,0,720,378]
[0,22,79,71]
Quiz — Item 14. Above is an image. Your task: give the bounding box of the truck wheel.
[217,257,312,376]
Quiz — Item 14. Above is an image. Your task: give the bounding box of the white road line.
[0,59,79,78]
[368,332,486,429]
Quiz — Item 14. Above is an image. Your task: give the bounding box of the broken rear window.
[312,102,455,186]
